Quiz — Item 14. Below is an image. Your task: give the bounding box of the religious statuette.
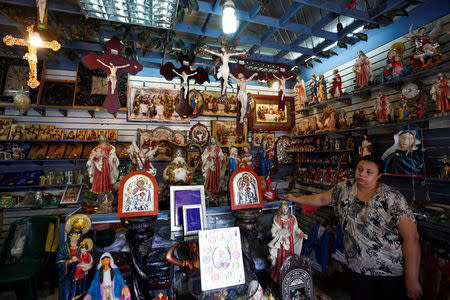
[329,68,343,98]
[294,77,307,109]
[381,43,407,83]
[353,50,374,89]
[268,201,304,283]
[317,74,327,103]
[308,74,319,105]
[358,135,373,157]
[406,21,443,69]
[201,137,226,194]
[430,73,450,113]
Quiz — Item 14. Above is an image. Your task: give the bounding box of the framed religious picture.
[127,86,189,122]
[137,127,187,161]
[23,124,40,140]
[75,129,88,140]
[252,132,275,147]
[9,124,25,140]
[187,151,201,170]
[81,143,95,159]
[189,122,209,147]
[64,143,83,159]
[200,91,238,117]
[0,57,45,104]
[170,185,206,232]
[182,204,204,236]
[50,128,64,140]
[187,89,204,118]
[198,226,245,291]
[86,129,98,141]
[229,168,263,210]
[46,143,66,159]
[60,185,83,204]
[64,129,77,140]
[118,171,158,218]
[211,120,248,148]
[107,129,118,141]
[114,142,131,159]
[73,62,128,108]
[37,79,75,107]
[275,135,293,165]
[27,143,48,159]
[38,125,54,140]
[0,118,13,140]
[249,95,295,131]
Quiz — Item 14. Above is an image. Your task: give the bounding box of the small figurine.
[430,73,450,113]
[439,156,450,179]
[229,72,258,123]
[294,76,307,109]
[334,139,341,150]
[201,137,226,193]
[240,145,253,168]
[406,22,443,69]
[351,108,366,128]
[87,133,119,194]
[56,214,92,300]
[358,135,373,157]
[329,68,344,98]
[153,292,168,300]
[127,140,159,175]
[74,238,93,281]
[381,127,424,175]
[382,43,407,83]
[228,147,240,175]
[398,98,410,120]
[318,74,327,102]
[414,103,426,118]
[308,74,319,105]
[353,51,374,89]
[346,137,355,151]
[374,92,389,122]
[84,252,131,300]
[267,201,304,283]
[165,241,199,274]
[338,110,348,128]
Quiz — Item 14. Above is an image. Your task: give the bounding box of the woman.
[87,133,120,194]
[285,156,422,300]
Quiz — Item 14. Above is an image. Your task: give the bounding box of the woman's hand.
[405,277,422,300]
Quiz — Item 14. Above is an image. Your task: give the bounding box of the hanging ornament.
[14,87,30,114]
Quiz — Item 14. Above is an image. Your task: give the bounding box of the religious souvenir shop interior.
[0,0,449,299]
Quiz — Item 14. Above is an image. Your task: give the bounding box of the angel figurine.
[353,51,374,89]
[430,72,450,113]
[406,21,443,69]
[127,140,159,176]
[200,45,249,96]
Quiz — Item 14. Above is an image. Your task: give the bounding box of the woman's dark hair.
[99,265,114,284]
[357,155,384,174]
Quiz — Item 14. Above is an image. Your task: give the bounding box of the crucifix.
[160,55,209,118]
[36,0,48,29]
[82,36,143,114]
[269,64,296,110]
[199,45,249,100]
[2,25,60,88]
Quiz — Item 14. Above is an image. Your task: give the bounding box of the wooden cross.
[2,25,60,88]
[82,37,143,114]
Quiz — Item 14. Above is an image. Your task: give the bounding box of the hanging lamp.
[222,0,238,34]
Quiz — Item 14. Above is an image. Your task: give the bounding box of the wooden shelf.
[293,114,450,138]
[287,149,352,153]
[0,158,130,165]
[0,183,85,191]
[294,161,350,166]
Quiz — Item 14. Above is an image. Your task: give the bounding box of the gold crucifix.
[2,25,61,88]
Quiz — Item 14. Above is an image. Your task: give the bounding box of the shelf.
[293,180,334,190]
[293,114,450,138]
[2,140,123,143]
[296,96,351,115]
[0,203,80,212]
[295,161,350,166]
[0,158,131,165]
[0,183,85,191]
[287,149,352,153]
[295,61,450,115]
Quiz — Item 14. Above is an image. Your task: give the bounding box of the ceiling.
[0,0,423,70]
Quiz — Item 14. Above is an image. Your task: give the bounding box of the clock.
[4,65,30,96]
[401,82,423,101]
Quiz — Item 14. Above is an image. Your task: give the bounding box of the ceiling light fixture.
[222,0,238,34]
